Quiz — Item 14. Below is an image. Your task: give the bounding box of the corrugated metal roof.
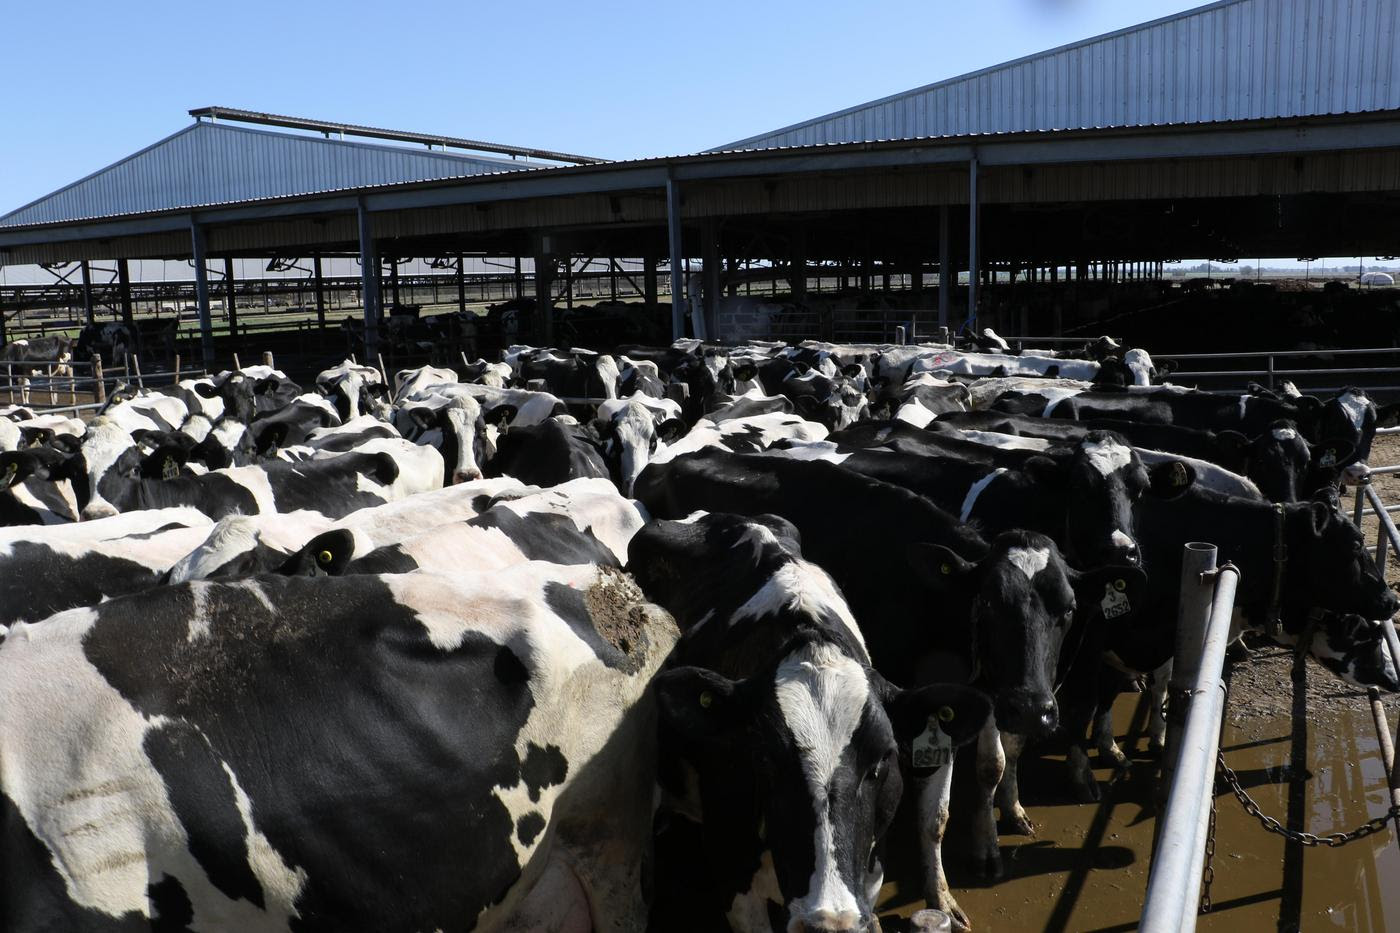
[716,0,1400,150]
[0,121,543,228]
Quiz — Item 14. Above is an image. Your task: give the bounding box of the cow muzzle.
[788,909,868,933]
[452,468,483,484]
[996,692,1058,738]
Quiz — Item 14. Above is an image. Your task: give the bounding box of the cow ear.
[487,404,518,429]
[193,381,220,398]
[792,362,812,376]
[656,418,688,443]
[907,543,979,590]
[1022,455,1063,485]
[362,452,400,487]
[1071,565,1149,624]
[841,363,864,379]
[406,407,436,432]
[731,362,759,382]
[254,377,279,394]
[1375,403,1400,429]
[1311,437,1356,470]
[874,673,993,761]
[279,529,357,577]
[654,666,752,746]
[140,445,188,480]
[1147,459,1195,498]
[1307,498,1335,537]
[791,395,823,417]
[0,451,35,488]
[1214,430,1251,467]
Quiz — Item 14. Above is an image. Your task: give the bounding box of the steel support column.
[643,253,659,307]
[967,157,980,329]
[190,221,215,368]
[700,220,718,341]
[77,260,95,325]
[514,257,524,299]
[0,264,7,346]
[389,259,401,311]
[313,254,326,329]
[938,204,951,329]
[117,259,134,327]
[533,241,555,346]
[456,254,467,314]
[357,200,380,361]
[666,178,685,341]
[223,258,238,337]
[790,227,807,304]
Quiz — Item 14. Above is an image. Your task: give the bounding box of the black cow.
[486,417,611,488]
[630,512,990,931]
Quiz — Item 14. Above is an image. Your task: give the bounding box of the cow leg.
[1091,669,1130,770]
[1146,661,1171,754]
[505,854,594,933]
[969,717,1006,882]
[994,731,1034,835]
[915,760,969,932]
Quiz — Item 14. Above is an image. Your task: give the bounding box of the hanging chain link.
[1200,788,1218,912]
[1217,752,1400,847]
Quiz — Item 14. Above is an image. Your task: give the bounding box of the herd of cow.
[0,329,1394,933]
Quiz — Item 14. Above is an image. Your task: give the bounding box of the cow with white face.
[316,360,387,421]
[593,394,686,495]
[630,512,991,933]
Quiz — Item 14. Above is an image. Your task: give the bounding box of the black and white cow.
[0,445,81,525]
[316,360,389,421]
[0,561,679,930]
[630,512,991,932]
[593,395,686,495]
[67,420,443,521]
[0,521,212,625]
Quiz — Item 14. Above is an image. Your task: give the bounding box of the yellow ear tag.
[1114,578,1127,592]
[3,463,15,486]
[937,706,955,723]
[698,691,713,709]
[940,563,952,575]
[318,550,333,565]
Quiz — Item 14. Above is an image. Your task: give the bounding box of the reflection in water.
[876,694,1400,931]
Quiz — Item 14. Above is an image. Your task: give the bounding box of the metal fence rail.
[1140,544,1239,933]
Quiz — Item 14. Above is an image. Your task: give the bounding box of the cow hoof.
[1098,741,1130,771]
[1004,813,1036,836]
[926,891,970,932]
[1146,736,1165,757]
[972,853,1003,882]
[1227,641,1251,664]
[1074,779,1101,803]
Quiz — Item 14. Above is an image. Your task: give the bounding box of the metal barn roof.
[716,0,1400,151]
[0,120,544,229]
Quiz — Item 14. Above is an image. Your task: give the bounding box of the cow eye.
[865,759,886,783]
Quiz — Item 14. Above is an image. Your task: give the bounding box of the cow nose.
[452,469,482,484]
[82,502,118,521]
[1035,699,1059,734]
[791,909,864,933]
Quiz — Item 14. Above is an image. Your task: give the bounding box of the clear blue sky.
[1,0,1209,215]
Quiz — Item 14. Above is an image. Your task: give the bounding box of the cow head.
[405,395,492,485]
[1242,420,1354,502]
[69,418,143,519]
[1063,432,1194,567]
[1317,388,1376,468]
[1286,489,1399,624]
[909,530,1146,738]
[594,398,686,496]
[636,512,990,931]
[1295,612,1400,692]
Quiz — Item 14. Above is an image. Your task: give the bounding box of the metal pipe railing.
[1140,549,1241,933]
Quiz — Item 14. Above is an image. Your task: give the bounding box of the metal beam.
[666,178,685,341]
[80,260,94,324]
[117,259,134,326]
[967,157,980,331]
[701,220,719,341]
[223,257,237,337]
[938,204,951,330]
[190,221,215,367]
[534,238,555,346]
[313,254,326,329]
[357,199,379,360]
[643,253,658,306]
[188,106,606,165]
[456,254,467,315]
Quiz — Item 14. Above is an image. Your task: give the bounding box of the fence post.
[1162,543,1219,793]
[1355,473,1371,529]
[173,354,182,384]
[262,350,274,369]
[233,353,242,371]
[1266,353,1276,390]
[132,354,144,391]
[92,355,105,404]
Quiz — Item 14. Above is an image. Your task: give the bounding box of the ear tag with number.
[1320,449,1337,467]
[162,456,179,480]
[912,716,954,773]
[1101,580,1132,620]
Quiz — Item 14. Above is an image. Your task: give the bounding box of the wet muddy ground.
[876,654,1400,931]
[871,436,1400,931]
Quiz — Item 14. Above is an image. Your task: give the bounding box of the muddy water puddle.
[876,662,1400,932]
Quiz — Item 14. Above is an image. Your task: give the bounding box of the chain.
[1200,788,1217,911]
[1217,751,1400,846]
